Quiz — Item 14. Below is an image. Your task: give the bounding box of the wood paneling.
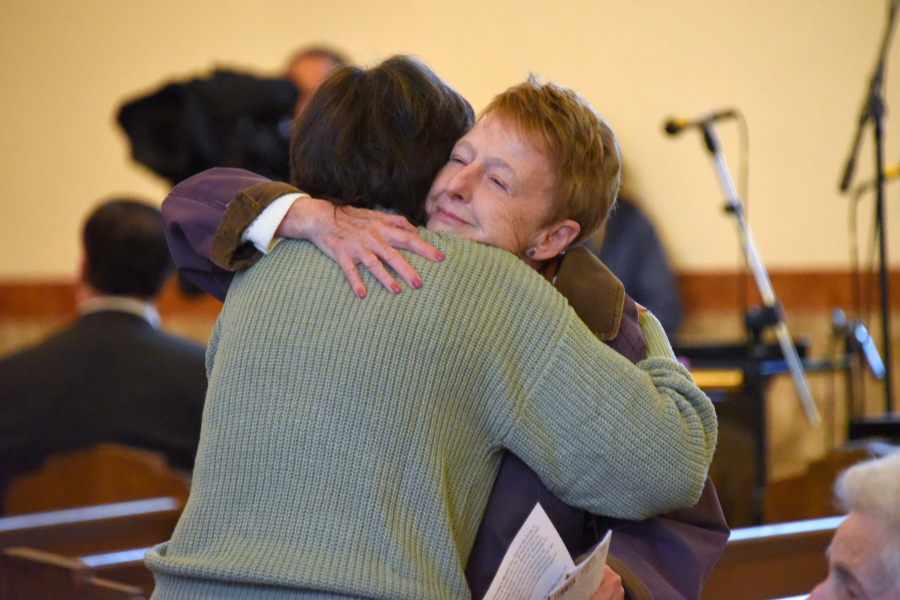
[2,269,897,319]
[0,281,76,319]
[0,277,222,321]
[678,269,900,313]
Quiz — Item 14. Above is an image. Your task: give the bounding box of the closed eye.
[833,564,868,600]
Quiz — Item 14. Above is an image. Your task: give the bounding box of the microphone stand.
[838,0,899,415]
[698,123,821,425]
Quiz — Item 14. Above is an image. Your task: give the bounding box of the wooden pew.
[0,497,182,556]
[763,447,873,523]
[701,516,842,600]
[78,546,156,593]
[0,546,146,600]
[81,577,147,600]
[4,443,191,515]
[0,496,184,597]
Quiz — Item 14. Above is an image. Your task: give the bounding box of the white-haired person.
[809,451,900,600]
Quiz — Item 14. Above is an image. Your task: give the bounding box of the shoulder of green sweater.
[418,230,534,273]
[417,231,565,295]
[416,230,578,335]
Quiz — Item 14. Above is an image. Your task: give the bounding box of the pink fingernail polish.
[391,283,401,294]
[435,251,445,261]
[356,288,366,298]
[412,278,422,289]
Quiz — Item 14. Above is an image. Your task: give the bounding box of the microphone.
[832,309,885,379]
[664,109,738,135]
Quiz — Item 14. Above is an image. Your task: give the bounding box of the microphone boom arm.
[702,123,821,425]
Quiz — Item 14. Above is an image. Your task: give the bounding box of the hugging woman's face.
[424,113,558,259]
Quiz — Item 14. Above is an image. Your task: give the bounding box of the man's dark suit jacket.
[0,309,208,503]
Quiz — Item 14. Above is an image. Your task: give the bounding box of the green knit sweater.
[146,231,716,600]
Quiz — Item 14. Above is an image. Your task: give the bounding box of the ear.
[527,219,581,261]
[77,255,89,284]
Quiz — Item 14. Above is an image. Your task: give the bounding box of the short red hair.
[482,77,621,245]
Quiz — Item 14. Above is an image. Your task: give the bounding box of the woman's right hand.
[276,197,445,298]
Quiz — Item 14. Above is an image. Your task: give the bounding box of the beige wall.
[2,0,900,279]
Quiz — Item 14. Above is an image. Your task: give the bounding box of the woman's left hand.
[276,196,445,298]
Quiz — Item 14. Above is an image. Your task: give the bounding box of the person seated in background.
[582,168,683,338]
[0,199,207,511]
[118,44,347,298]
[117,44,347,186]
[283,45,348,115]
[155,57,723,600]
[809,451,900,600]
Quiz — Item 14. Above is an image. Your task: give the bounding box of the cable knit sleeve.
[503,309,717,520]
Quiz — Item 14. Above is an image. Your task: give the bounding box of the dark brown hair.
[289,56,474,225]
[82,198,173,299]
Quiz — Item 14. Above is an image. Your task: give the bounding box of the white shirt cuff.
[241,193,307,254]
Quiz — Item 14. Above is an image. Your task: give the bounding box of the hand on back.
[277,196,444,298]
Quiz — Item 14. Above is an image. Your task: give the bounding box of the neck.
[76,281,157,320]
[536,254,564,284]
[522,255,543,271]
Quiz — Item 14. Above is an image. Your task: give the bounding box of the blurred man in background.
[284,46,348,115]
[117,45,347,295]
[583,165,683,338]
[118,45,347,186]
[0,199,207,511]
